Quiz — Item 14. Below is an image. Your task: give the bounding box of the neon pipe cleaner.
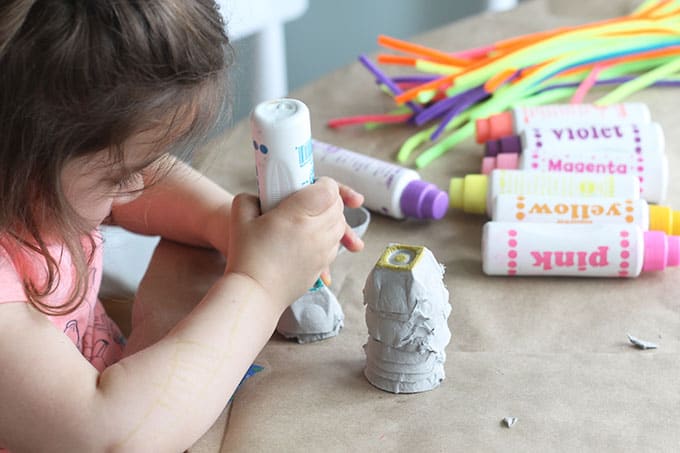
[329,0,680,167]
[414,87,579,167]
[398,83,517,162]
[379,71,679,162]
[597,55,680,104]
[327,113,413,129]
[548,76,680,89]
[453,45,495,60]
[358,54,423,114]
[377,54,419,66]
[363,105,414,130]
[484,68,520,93]
[572,61,626,103]
[392,75,440,83]
[415,122,476,168]
[429,86,490,141]
[399,25,678,104]
[401,84,575,164]
[377,34,470,67]
[414,85,486,126]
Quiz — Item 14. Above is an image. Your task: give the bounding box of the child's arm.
[0,179,346,451]
[109,157,365,256]
[109,157,236,255]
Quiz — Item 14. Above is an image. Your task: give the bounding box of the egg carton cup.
[276,284,344,344]
[364,337,446,374]
[363,248,448,317]
[364,361,445,394]
[365,304,451,352]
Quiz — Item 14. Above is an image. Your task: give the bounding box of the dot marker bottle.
[312,139,448,220]
[483,122,665,158]
[251,98,314,212]
[482,222,680,277]
[449,169,641,216]
[475,102,652,143]
[492,194,680,235]
[479,132,669,203]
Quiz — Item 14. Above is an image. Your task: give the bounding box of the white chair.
[100,1,309,300]
[99,227,161,300]
[486,0,519,11]
[218,0,308,103]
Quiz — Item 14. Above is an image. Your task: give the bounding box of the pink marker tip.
[667,235,680,267]
[643,231,677,272]
[481,156,497,174]
[496,152,519,170]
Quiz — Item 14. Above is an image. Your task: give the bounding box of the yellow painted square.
[376,244,424,271]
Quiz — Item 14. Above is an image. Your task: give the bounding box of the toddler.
[0,1,363,451]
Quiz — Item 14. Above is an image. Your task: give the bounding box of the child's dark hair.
[0,0,232,314]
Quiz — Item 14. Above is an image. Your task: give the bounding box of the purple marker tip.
[400,180,449,220]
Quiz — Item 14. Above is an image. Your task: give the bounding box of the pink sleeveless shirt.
[0,231,125,371]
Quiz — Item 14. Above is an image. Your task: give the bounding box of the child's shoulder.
[0,238,27,303]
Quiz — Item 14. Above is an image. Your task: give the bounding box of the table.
[138,0,680,450]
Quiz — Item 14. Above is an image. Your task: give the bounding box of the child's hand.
[337,183,365,253]
[225,177,347,307]
[314,183,365,284]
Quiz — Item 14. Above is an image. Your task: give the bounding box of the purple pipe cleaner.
[430,85,490,141]
[358,54,423,114]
